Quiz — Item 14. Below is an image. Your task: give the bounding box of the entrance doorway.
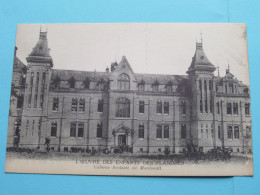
[118,134,126,146]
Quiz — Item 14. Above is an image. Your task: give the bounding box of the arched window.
[116,97,130,117]
[118,73,130,90]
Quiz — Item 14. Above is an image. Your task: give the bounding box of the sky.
[15,23,249,85]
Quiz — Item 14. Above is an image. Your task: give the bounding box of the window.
[206,124,208,139]
[234,126,239,139]
[78,123,84,137]
[41,72,45,93]
[209,80,212,91]
[246,126,251,137]
[14,119,21,136]
[51,122,57,137]
[211,123,214,138]
[164,101,169,114]
[227,126,233,139]
[201,124,203,139]
[156,125,162,139]
[181,124,186,139]
[97,122,102,138]
[39,94,43,108]
[166,85,172,93]
[217,102,220,114]
[84,78,90,89]
[38,120,41,131]
[245,103,250,115]
[70,123,76,137]
[19,74,26,86]
[227,102,232,115]
[30,72,34,89]
[199,80,202,97]
[204,80,208,113]
[152,84,159,92]
[35,72,39,93]
[164,125,169,139]
[139,100,145,114]
[98,99,103,112]
[181,101,186,115]
[218,126,221,139]
[79,98,85,112]
[116,98,130,118]
[118,73,130,90]
[138,124,144,139]
[138,84,145,92]
[16,94,24,109]
[98,82,105,90]
[69,77,76,88]
[71,98,78,111]
[233,102,238,115]
[54,78,60,88]
[200,100,203,113]
[229,83,234,93]
[210,98,213,113]
[52,97,59,111]
[205,100,208,113]
[33,94,38,108]
[28,94,32,108]
[157,100,162,114]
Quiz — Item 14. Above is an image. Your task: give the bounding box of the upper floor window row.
[138,83,177,93]
[52,77,106,90]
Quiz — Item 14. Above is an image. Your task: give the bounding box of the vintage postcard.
[5,23,253,176]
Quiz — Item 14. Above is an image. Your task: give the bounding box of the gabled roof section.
[187,42,216,74]
[110,56,136,80]
[26,30,53,67]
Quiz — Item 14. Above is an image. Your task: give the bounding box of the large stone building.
[7,30,252,154]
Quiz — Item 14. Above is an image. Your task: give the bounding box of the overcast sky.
[15,23,249,85]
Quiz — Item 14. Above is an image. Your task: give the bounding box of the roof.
[51,69,111,82]
[26,31,53,66]
[187,42,216,73]
[51,68,188,85]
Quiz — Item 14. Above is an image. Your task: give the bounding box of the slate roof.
[26,31,53,66]
[51,69,188,85]
[187,42,216,73]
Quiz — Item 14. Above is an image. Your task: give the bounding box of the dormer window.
[166,81,173,93]
[152,81,160,92]
[138,80,145,92]
[97,79,106,90]
[84,78,90,89]
[53,77,61,89]
[68,77,76,88]
[118,73,130,90]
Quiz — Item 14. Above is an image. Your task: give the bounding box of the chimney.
[111,62,118,72]
[226,69,229,74]
[106,67,109,73]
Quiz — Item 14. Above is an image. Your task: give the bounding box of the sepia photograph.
[5,23,253,176]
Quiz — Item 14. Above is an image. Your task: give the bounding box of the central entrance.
[112,124,133,147]
[118,134,127,146]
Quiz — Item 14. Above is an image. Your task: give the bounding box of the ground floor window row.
[49,121,187,140]
[50,121,103,138]
[200,124,242,140]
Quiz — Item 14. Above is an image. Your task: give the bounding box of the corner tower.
[20,29,53,149]
[187,41,216,152]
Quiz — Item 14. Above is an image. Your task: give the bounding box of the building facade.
[7,31,252,154]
